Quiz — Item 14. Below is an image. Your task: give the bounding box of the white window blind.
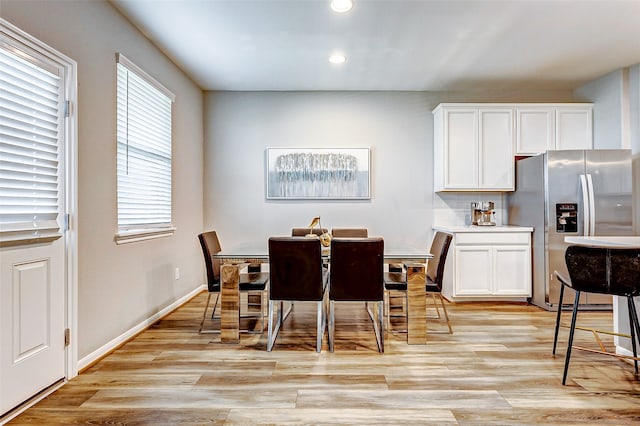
[0,44,63,246]
[116,54,174,243]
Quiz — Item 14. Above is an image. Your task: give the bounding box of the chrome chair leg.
[366,301,384,353]
[384,290,390,331]
[267,300,294,352]
[210,293,220,319]
[199,292,212,333]
[267,300,274,351]
[421,292,452,335]
[329,301,335,352]
[378,301,384,353]
[438,294,453,334]
[199,293,221,334]
[427,293,442,319]
[316,300,324,352]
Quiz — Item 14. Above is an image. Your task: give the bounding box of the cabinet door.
[454,246,492,296]
[479,109,514,190]
[516,107,555,155]
[444,109,478,189]
[493,246,531,296]
[555,107,593,150]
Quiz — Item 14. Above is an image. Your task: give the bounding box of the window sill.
[114,227,176,245]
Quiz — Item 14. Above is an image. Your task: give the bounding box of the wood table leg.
[220,264,240,343]
[406,263,427,344]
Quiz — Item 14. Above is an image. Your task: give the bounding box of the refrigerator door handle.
[586,174,596,236]
[580,174,590,236]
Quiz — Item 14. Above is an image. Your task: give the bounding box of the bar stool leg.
[562,290,581,385]
[627,296,639,375]
[553,283,566,355]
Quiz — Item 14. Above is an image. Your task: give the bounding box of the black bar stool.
[553,245,640,385]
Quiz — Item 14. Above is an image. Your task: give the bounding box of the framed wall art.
[266,147,371,200]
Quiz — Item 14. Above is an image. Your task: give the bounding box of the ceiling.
[110,0,640,92]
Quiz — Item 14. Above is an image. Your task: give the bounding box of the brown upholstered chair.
[291,227,329,237]
[383,231,453,334]
[553,245,640,385]
[267,237,329,352]
[331,228,368,238]
[198,231,269,334]
[329,237,385,352]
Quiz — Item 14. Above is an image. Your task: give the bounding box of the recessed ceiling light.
[329,54,347,64]
[331,0,353,13]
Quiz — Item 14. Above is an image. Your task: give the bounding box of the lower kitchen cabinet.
[435,227,533,301]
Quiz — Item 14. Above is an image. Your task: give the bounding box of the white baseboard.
[616,345,637,365]
[78,285,205,371]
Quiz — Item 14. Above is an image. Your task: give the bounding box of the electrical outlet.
[174,267,180,280]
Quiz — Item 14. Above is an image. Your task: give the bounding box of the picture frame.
[266,147,371,200]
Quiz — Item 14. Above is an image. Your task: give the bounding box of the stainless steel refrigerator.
[507,149,633,310]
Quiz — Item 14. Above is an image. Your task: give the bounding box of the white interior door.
[0,241,66,415]
[1,20,74,416]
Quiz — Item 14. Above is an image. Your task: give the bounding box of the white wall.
[204,92,434,249]
[574,70,626,149]
[1,0,205,360]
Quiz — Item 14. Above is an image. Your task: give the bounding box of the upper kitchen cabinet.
[516,106,554,155]
[515,104,593,155]
[555,105,593,150]
[433,104,514,192]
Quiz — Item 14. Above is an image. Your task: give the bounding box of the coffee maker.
[471,201,496,226]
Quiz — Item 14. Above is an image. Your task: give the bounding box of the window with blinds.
[0,44,63,246]
[116,54,175,244]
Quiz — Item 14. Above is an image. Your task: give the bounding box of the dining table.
[213,241,433,345]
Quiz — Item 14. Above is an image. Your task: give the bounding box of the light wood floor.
[9,292,640,425]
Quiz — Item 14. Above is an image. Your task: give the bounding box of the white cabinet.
[493,245,532,295]
[434,105,514,191]
[555,106,593,150]
[437,228,532,301]
[516,107,554,155]
[433,103,593,190]
[454,245,492,296]
[515,104,593,155]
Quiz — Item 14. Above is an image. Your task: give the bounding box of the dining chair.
[553,245,640,385]
[331,228,368,238]
[198,231,269,334]
[384,231,453,334]
[267,237,328,352]
[329,237,385,352]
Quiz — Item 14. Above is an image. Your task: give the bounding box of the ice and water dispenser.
[556,203,578,233]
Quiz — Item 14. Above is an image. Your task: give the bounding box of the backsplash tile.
[433,192,506,226]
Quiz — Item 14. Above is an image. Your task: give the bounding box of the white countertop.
[564,236,640,248]
[433,225,534,233]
